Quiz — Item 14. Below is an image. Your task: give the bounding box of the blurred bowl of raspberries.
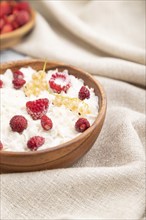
[0,0,35,49]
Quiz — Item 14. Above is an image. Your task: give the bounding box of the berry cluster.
[0,69,26,90]
[0,1,31,34]
[3,98,53,151]
[3,114,90,151]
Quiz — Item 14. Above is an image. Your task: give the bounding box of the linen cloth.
[1,1,145,219]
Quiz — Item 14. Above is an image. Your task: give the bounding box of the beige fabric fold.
[1,0,146,219]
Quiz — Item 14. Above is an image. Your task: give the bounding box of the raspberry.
[11,20,19,29]
[26,98,49,120]
[12,78,26,89]
[13,70,24,79]
[0,18,5,30]
[15,10,30,26]
[49,72,71,93]
[75,118,90,132]
[14,1,30,12]
[9,1,17,8]
[41,115,53,131]
[4,14,19,30]
[0,79,3,88]
[0,141,3,150]
[27,136,45,151]
[10,115,28,133]
[78,86,90,100]
[4,14,15,24]
[0,1,12,18]
[1,24,13,34]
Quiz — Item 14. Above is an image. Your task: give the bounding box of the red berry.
[0,18,5,30]
[4,14,15,24]
[9,1,17,8]
[13,70,24,79]
[14,1,30,12]
[0,79,3,88]
[75,118,90,132]
[1,24,13,34]
[41,115,53,131]
[78,86,90,100]
[4,14,19,29]
[26,98,49,120]
[49,72,71,93]
[12,78,26,89]
[15,10,30,26]
[10,115,28,133]
[27,136,45,151]
[0,141,3,150]
[11,20,19,29]
[0,1,12,18]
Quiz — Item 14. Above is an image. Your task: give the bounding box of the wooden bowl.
[0,9,35,50]
[0,60,107,173]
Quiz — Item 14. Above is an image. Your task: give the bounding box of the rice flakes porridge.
[0,66,98,152]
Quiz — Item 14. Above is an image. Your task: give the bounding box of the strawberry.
[26,98,49,120]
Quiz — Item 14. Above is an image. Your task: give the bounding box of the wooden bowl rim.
[0,9,36,40]
[0,59,107,156]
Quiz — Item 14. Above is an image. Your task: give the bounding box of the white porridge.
[0,66,98,152]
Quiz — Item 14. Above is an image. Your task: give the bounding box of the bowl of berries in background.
[0,59,106,173]
[0,0,35,50]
